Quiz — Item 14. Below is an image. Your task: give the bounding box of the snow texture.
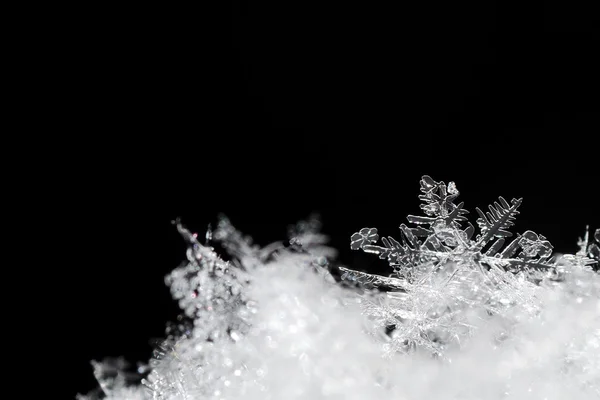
[78,176,600,400]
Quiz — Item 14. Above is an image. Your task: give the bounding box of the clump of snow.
[78,178,600,400]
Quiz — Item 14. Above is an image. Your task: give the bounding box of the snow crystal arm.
[475,197,522,248]
[485,238,506,256]
[500,236,521,258]
[417,175,462,219]
[399,224,421,248]
[578,226,600,264]
[407,201,468,227]
[356,233,419,269]
[444,201,469,225]
[406,215,437,225]
[464,222,475,240]
[505,259,555,270]
[339,267,408,291]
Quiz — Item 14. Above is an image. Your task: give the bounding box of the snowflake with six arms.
[342,175,598,357]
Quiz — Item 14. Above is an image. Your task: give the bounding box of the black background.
[58,2,599,397]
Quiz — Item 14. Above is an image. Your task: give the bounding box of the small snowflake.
[350,228,379,250]
[519,231,553,258]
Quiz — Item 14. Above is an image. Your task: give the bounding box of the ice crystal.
[578,226,600,264]
[343,175,596,357]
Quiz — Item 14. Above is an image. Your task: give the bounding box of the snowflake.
[350,228,379,250]
[518,230,553,258]
[343,175,597,357]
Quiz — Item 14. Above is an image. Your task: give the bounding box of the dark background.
[60,2,598,397]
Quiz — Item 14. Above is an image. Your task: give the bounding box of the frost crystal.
[578,226,600,263]
[343,175,597,357]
